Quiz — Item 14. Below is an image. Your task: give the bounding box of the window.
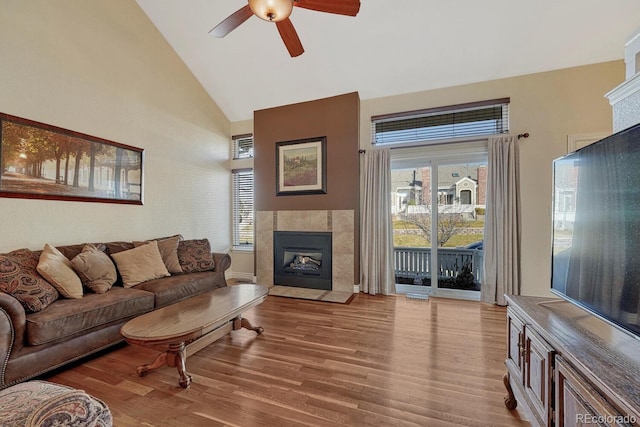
[231,134,254,249]
[372,98,509,146]
[233,134,254,159]
[232,168,254,248]
[380,99,501,300]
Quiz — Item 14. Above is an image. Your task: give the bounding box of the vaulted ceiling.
[136,0,640,122]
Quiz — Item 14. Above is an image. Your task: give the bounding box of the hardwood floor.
[47,293,530,426]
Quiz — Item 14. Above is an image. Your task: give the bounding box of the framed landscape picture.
[276,137,327,196]
[0,113,143,204]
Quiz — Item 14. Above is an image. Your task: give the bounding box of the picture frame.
[0,113,143,205]
[276,137,327,196]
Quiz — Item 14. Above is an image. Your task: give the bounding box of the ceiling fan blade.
[276,18,304,57]
[209,5,254,38]
[294,0,360,16]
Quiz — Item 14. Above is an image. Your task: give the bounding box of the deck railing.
[394,247,483,288]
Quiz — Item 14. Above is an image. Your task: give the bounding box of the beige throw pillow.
[71,245,117,294]
[37,244,83,299]
[111,240,170,288]
[133,235,182,274]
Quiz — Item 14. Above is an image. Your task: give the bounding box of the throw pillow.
[37,244,84,299]
[0,248,59,313]
[176,238,215,273]
[110,240,170,287]
[71,244,117,294]
[133,235,182,274]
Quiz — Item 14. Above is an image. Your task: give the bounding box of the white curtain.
[361,148,396,295]
[482,135,521,305]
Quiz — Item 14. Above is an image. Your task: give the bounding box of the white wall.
[360,61,623,297]
[0,1,232,253]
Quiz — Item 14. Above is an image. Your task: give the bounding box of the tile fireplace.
[256,210,355,294]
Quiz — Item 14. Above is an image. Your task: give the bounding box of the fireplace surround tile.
[256,211,274,285]
[332,229,354,255]
[332,210,354,232]
[277,210,329,232]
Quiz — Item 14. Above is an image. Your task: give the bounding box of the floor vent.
[406,293,430,300]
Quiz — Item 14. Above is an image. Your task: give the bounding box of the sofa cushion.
[110,241,170,288]
[71,245,117,294]
[25,287,154,346]
[37,244,83,299]
[177,239,215,273]
[134,235,182,274]
[105,241,135,255]
[54,243,91,262]
[0,248,59,313]
[133,271,224,308]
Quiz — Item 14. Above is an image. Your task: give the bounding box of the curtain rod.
[360,132,531,153]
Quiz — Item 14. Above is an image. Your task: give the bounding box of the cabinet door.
[524,326,555,426]
[555,356,629,427]
[506,307,525,382]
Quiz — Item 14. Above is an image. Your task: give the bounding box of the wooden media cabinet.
[504,295,640,427]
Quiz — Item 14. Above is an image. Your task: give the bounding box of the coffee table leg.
[137,352,168,377]
[136,343,192,388]
[168,342,192,388]
[234,316,264,335]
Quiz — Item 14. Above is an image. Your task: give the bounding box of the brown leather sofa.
[0,239,230,390]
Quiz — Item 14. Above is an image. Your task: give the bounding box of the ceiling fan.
[209,0,361,57]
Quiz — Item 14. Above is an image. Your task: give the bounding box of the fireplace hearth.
[273,231,332,290]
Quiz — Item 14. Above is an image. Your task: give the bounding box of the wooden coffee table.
[120,284,268,388]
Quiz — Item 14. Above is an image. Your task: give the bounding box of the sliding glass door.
[392,155,487,300]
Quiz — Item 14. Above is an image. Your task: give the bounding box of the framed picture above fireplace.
[276,136,326,196]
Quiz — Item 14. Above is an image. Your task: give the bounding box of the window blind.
[372,98,509,145]
[232,168,254,248]
[233,134,254,159]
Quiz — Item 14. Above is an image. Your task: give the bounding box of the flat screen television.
[551,122,640,339]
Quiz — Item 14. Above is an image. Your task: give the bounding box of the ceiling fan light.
[248,0,293,22]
